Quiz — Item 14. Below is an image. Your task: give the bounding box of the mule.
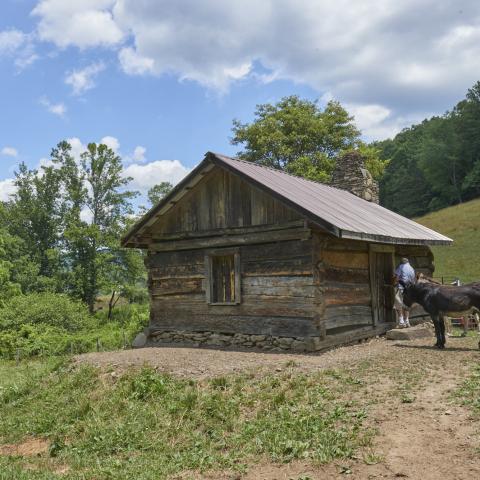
[403,282,480,349]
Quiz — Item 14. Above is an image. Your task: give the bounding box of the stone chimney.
[331,151,379,204]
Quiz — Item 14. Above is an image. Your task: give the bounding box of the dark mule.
[403,282,480,349]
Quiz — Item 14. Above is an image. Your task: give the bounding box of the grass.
[415,197,480,283]
[0,359,373,479]
[455,364,480,414]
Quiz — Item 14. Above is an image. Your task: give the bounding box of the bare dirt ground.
[75,332,480,480]
[74,336,396,379]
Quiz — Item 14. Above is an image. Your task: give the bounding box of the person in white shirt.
[394,258,416,328]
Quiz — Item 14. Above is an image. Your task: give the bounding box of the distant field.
[415,198,480,283]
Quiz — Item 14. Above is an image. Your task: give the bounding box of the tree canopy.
[379,81,480,216]
[1,141,145,313]
[231,95,386,182]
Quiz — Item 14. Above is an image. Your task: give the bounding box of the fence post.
[123,331,127,349]
[70,342,74,355]
[15,348,20,366]
[96,338,100,352]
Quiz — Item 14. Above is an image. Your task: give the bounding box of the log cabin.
[122,152,452,352]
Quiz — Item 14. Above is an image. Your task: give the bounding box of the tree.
[59,143,138,312]
[147,182,173,206]
[7,160,65,288]
[231,96,362,182]
[0,225,21,305]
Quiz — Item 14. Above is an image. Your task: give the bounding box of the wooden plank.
[308,234,368,253]
[148,249,205,268]
[324,305,373,323]
[312,232,326,338]
[325,315,373,330]
[241,238,312,260]
[242,258,312,277]
[151,293,315,318]
[369,244,395,253]
[234,252,241,303]
[369,251,379,326]
[151,277,203,296]
[149,227,311,252]
[324,282,371,306]
[315,323,394,351]
[150,220,306,242]
[324,267,370,284]
[323,250,369,269]
[150,314,320,337]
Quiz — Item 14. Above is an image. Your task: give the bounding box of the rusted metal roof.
[122,152,453,247]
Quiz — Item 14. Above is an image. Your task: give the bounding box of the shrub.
[0,293,149,360]
[95,302,149,331]
[0,292,91,332]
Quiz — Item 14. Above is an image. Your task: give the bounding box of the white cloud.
[0,29,26,54]
[118,47,154,75]
[1,147,18,157]
[32,0,124,49]
[123,160,190,193]
[0,28,38,70]
[66,137,86,161]
[0,179,16,201]
[132,146,146,163]
[28,0,480,139]
[65,62,106,95]
[100,136,120,152]
[39,96,67,117]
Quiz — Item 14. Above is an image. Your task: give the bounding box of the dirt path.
[75,334,480,479]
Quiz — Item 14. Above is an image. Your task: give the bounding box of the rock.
[292,340,308,351]
[250,335,267,342]
[386,325,433,341]
[132,332,147,348]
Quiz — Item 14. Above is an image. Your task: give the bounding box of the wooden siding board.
[148,168,303,238]
[150,314,319,337]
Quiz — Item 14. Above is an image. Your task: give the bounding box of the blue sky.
[2,0,480,203]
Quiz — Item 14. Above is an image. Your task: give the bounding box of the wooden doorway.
[369,246,395,325]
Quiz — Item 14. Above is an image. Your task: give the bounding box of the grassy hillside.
[415,198,480,283]
[0,359,373,479]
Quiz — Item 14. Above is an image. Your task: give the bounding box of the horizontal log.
[317,323,393,351]
[150,314,320,337]
[243,257,312,277]
[150,220,306,241]
[316,235,368,252]
[324,267,370,284]
[323,250,369,269]
[324,282,371,306]
[240,239,313,262]
[324,305,373,327]
[242,275,315,297]
[147,250,205,268]
[149,227,312,252]
[395,245,432,257]
[325,313,373,330]
[151,277,203,296]
[151,293,314,318]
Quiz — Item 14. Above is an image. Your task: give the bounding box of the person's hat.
[401,257,409,263]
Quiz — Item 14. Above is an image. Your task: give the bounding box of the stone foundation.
[146,330,324,352]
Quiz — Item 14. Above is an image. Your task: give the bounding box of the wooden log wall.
[146,238,320,338]
[315,234,374,335]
